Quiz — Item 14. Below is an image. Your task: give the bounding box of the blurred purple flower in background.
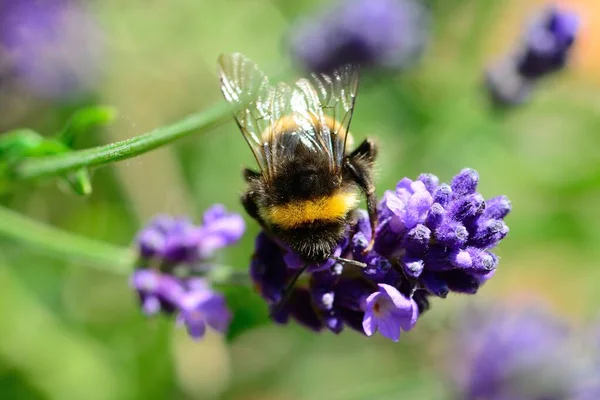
[250,169,510,341]
[448,304,596,400]
[131,205,245,341]
[289,0,430,74]
[486,5,580,107]
[0,0,105,100]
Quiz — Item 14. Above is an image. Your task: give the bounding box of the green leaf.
[0,129,44,163]
[221,285,270,342]
[63,168,93,196]
[57,106,118,146]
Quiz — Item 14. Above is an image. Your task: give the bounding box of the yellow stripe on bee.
[266,191,359,228]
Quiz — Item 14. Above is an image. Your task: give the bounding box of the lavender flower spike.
[362,284,418,341]
[485,5,580,106]
[450,305,594,400]
[289,0,429,73]
[131,206,245,341]
[248,169,508,340]
[376,168,510,296]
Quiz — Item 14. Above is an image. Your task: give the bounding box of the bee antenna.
[269,263,310,318]
[332,256,367,268]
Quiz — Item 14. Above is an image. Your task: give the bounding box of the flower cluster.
[486,5,579,106]
[131,205,244,340]
[250,169,511,341]
[288,0,429,74]
[449,304,599,400]
[0,0,105,100]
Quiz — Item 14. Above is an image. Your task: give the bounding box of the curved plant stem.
[12,101,232,181]
[0,206,133,273]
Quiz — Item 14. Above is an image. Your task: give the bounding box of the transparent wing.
[267,64,360,175]
[218,53,360,178]
[304,64,360,169]
[217,53,274,173]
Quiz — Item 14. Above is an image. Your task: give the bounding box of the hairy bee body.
[218,53,378,265]
[245,125,371,262]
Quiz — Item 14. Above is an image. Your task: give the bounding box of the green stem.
[12,101,232,181]
[0,206,133,273]
[0,207,250,285]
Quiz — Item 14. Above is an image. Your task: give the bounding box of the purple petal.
[142,295,161,315]
[378,284,414,313]
[395,178,414,201]
[201,213,245,244]
[184,317,207,340]
[397,298,419,331]
[131,269,160,292]
[284,251,306,269]
[417,173,439,193]
[405,190,433,229]
[376,313,402,342]
[202,204,228,225]
[362,308,377,337]
[382,190,405,216]
[137,228,166,258]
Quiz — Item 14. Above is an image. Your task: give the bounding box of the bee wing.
[217,53,275,173]
[218,53,359,178]
[268,65,360,175]
[302,65,360,170]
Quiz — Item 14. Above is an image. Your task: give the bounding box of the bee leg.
[348,138,378,162]
[269,263,309,318]
[243,167,261,182]
[241,190,270,233]
[346,138,378,253]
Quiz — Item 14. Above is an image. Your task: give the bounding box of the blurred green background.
[1,0,600,399]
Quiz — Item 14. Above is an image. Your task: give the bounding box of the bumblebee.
[217,53,378,267]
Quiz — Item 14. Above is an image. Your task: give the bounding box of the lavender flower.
[131,205,244,340]
[137,205,244,265]
[449,305,593,400]
[289,0,429,73]
[375,169,509,296]
[362,284,418,341]
[517,6,579,79]
[486,5,580,107]
[250,169,509,340]
[0,0,105,100]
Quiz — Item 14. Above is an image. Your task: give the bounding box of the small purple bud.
[470,219,509,248]
[417,173,439,193]
[467,248,498,272]
[484,195,512,220]
[420,272,449,298]
[402,255,424,278]
[433,184,452,206]
[449,193,485,221]
[451,168,479,197]
[435,219,469,248]
[425,203,445,230]
[449,249,473,269]
[402,224,431,255]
